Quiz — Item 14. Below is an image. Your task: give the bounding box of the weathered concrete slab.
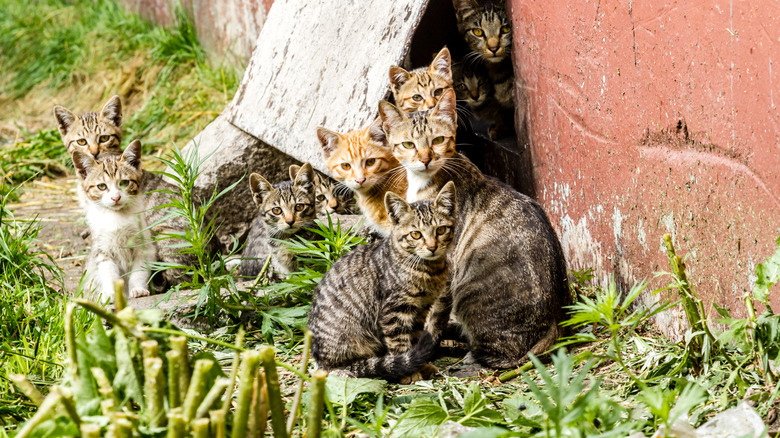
[509,0,780,339]
[226,0,430,173]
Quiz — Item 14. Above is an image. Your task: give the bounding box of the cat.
[54,95,124,158]
[240,163,317,277]
[288,164,353,217]
[308,182,457,381]
[71,140,153,303]
[379,89,570,368]
[453,0,514,112]
[452,62,513,138]
[318,118,407,236]
[389,47,453,113]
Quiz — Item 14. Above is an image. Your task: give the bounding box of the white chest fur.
[405,171,433,203]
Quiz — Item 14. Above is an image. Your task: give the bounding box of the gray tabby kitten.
[288,164,353,217]
[72,140,153,303]
[453,62,513,138]
[54,95,123,158]
[240,163,317,276]
[379,90,569,368]
[308,182,457,381]
[453,0,514,111]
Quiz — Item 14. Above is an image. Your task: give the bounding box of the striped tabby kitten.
[389,47,453,113]
[288,165,353,217]
[72,140,153,303]
[453,62,512,138]
[453,0,514,111]
[309,182,457,380]
[54,95,123,158]
[318,118,407,236]
[379,90,569,368]
[240,163,317,276]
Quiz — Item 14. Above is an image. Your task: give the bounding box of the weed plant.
[0,181,95,425]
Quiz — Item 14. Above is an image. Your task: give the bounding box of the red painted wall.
[509,0,780,338]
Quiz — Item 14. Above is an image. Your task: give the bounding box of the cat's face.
[54,95,123,158]
[379,90,458,178]
[453,63,492,109]
[385,181,457,260]
[250,163,317,236]
[72,139,143,211]
[318,119,400,194]
[289,165,353,216]
[454,0,512,63]
[390,47,453,113]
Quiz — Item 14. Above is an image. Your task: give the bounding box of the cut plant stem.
[170,335,191,404]
[14,391,62,438]
[167,407,186,438]
[307,369,328,438]
[183,359,215,422]
[221,327,245,420]
[196,377,229,419]
[287,331,312,435]
[9,374,44,407]
[209,409,226,438]
[498,361,534,383]
[192,418,211,438]
[114,279,127,312]
[141,340,160,361]
[261,346,289,438]
[80,423,101,438]
[166,350,182,408]
[231,350,261,438]
[144,357,166,427]
[65,302,79,386]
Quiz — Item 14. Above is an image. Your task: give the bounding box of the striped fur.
[240,164,317,276]
[289,165,354,217]
[318,118,407,236]
[390,47,454,113]
[309,183,457,380]
[453,62,513,138]
[54,95,123,158]
[380,91,570,369]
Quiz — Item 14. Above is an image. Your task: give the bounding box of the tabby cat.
[389,47,453,113]
[308,182,457,380]
[72,140,153,303]
[288,164,353,217]
[240,163,317,276]
[54,95,123,158]
[318,118,407,236]
[453,0,514,112]
[379,90,569,368]
[452,62,513,138]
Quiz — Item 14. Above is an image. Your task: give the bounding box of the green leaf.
[324,375,386,407]
[753,236,780,305]
[390,397,448,438]
[503,393,543,428]
[112,330,144,407]
[460,427,518,438]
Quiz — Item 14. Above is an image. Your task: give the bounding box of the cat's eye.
[436,226,449,235]
[316,195,326,201]
[97,183,108,191]
[402,142,415,149]
[341,163,351,170]
[295,203,305,212]
[471,28,484,37]
[433,88,443,97]
[99,135,110,142]
[500,25,511,34]
[410,231,422,240]
[77,139,87,146]
[272,207,282,215]
[431,136,445,145]
[365,158,376,166]
[456,84,467,91]
[412,94,423,102]
[118,179,130,189]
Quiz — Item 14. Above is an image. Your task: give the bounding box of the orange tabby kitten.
[317,118,407,236]
[389,47,453,113]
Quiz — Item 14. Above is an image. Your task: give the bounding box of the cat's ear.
[53,105,76,137]
[100,95,123,128]
[294,163,315,191]
[367,117,387,146]
[289,164,301,181]
[432,89,457,126]
[429,47,452,82]
[434,181,457,217]
[384,191,412,226]
[249,173,274,205]
[453,0,479,13]
[121,139,143,170]
[378,100,406,133]
[317,127,341,158]
[388,66,411,91]
[72,151,96,179]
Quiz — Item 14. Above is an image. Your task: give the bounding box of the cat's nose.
[356,177,366,185]
[427,244,438,253]
[328,198,339,208]
[421,156,431,167]
[487,43,500,54]
[285,217,295,226]
[112,194,121,203]
[470,90,480,99]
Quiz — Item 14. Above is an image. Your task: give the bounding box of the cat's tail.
[342,331,435,381]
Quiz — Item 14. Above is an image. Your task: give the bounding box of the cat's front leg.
[95,259,121,304]
[127,263,151,298]
[424,287,453,344]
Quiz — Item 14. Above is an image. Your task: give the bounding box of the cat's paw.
[463,352,478,365]
[129,288,150,298]
[399,372,424,385]
[419,363,439,380]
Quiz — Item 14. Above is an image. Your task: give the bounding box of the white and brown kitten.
[240,163,317,276]
[389,47,454,113]
[54,95,124,158]
[72,140,153,303]
[308,182,457,381]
